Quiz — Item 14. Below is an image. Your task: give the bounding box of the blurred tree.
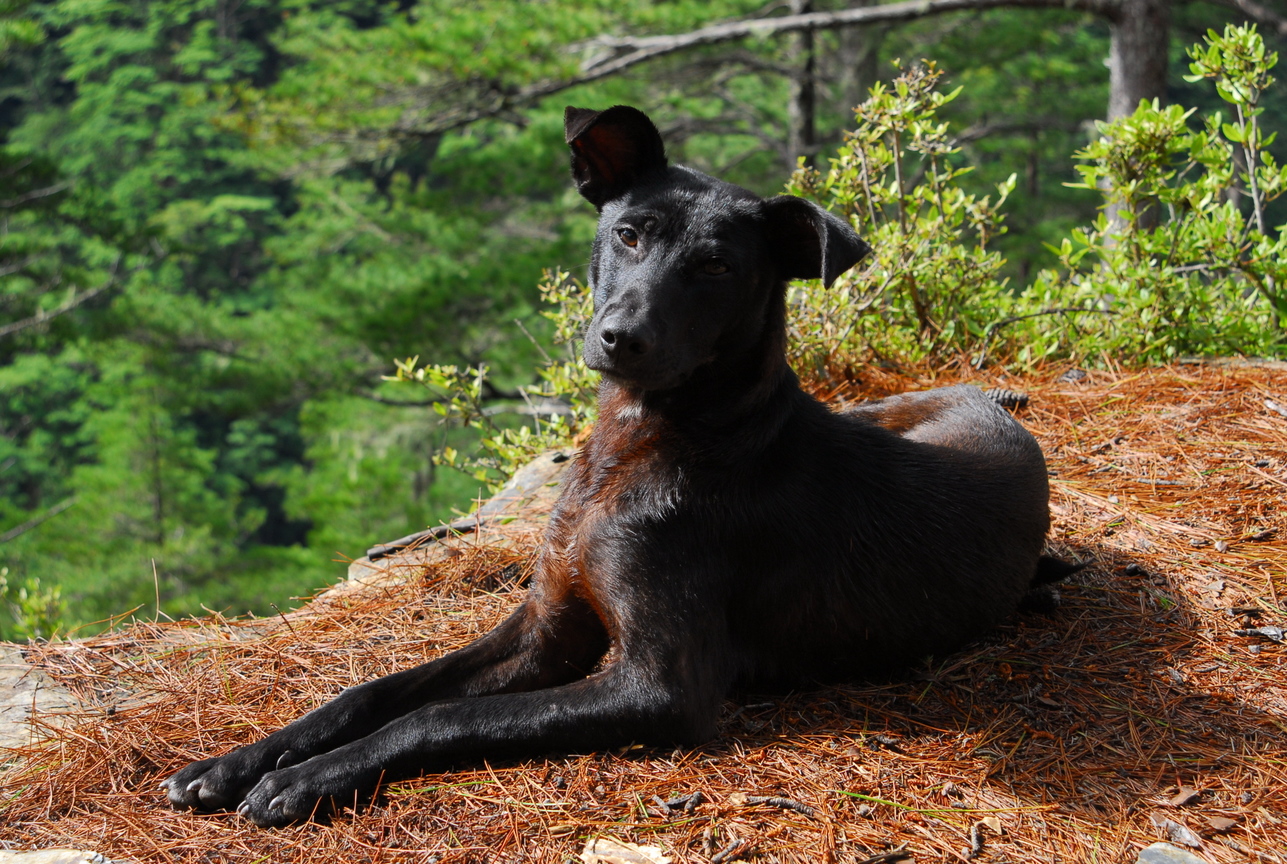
[0,0,1281,636]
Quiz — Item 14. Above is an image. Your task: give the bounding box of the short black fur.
[164,105,1068,827]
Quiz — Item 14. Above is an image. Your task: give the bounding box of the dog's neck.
[588,305,804,464]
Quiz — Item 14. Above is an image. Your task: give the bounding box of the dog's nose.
[599,324,654,360]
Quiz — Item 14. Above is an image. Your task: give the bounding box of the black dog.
[165,105,1064,827]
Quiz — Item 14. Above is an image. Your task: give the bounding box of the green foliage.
[782,29,1286,372]
[0,0,1282,638]
[229,0,769,171]
[0,0,313,629]
[787,62,1016,369]
[279,395,479,561]
[0,567,66,641]
[389,270,597,493]
[888,8,1111,280]
[0,0,41,57]
[1013,24,1287,363]
[0,0,597,630]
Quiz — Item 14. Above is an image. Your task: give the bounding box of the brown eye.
[618,227,638,247]
[703,259,729,276]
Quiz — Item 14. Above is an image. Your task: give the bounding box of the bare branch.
[0,497,77,544]
[954,118,1087,143]
[684,47,805,80]
[0,254,40,279]
[973,306,1118,367]
[576,0,1118,78]
[482,400,573,417]
[0,257,122,341]
[1208,0,1287,36]
[359,392,448,407]
[381,0,1119,144]
[0,181,71,209]
[359,390,571,416]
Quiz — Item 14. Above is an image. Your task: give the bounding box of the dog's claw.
[158,778,171,790]
[268,795,284,812]
[237,801,250,817]
[185,779,203,793]
[275,749,295,770]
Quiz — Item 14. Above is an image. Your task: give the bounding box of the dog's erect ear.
[764,196,871,288]
[565,105,668,208]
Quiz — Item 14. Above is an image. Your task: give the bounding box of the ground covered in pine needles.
[2,362,1285,864]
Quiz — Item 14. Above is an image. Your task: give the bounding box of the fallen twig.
[709,837,749,864]
[741,794,817,819]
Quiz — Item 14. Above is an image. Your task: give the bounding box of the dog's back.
[734,384,1050,682]
[554,379,1051,689]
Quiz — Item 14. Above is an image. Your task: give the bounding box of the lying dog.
[165,105,1066,827]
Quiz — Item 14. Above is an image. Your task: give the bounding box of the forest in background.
[1,0,1284,638]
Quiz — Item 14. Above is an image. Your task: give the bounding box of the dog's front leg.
[234,653,724,827]
[164,591,606,812]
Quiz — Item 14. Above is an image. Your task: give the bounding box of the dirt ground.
[2,361,1285,864]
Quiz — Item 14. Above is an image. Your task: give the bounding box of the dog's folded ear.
[764,196,871,288]
[565,105,668,208]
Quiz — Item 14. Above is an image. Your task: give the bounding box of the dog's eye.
[703,259,729,276]
[618,228,638,247]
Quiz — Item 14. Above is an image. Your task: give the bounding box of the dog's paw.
[235,753,377,828]
[162,745,288,812]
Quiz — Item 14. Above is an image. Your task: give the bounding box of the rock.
[0,645,77,752]
[0,851,120,864]
[342,449,572,590]
[1136,842,1212,864]
[472,449,572,521]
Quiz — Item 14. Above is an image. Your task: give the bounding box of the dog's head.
[566,105,870,392]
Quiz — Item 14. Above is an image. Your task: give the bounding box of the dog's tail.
[1032,554,1085,586]
[1019,555,1085,615]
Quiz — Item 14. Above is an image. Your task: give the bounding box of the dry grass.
[2,362,1285,863]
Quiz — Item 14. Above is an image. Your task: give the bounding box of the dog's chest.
[566,448,685,553]
[538,446,692,619]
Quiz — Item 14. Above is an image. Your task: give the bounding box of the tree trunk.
[1107,0,1171,120]
[839,0,884,114]
[1106,0,1171,229]
[787,0,817,168]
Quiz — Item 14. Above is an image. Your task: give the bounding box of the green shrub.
[1011,24,1287,364]
[786,61,1016,370]
[788,26,1286,371]
[399,27,1287,485]
[0,566,67,641]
